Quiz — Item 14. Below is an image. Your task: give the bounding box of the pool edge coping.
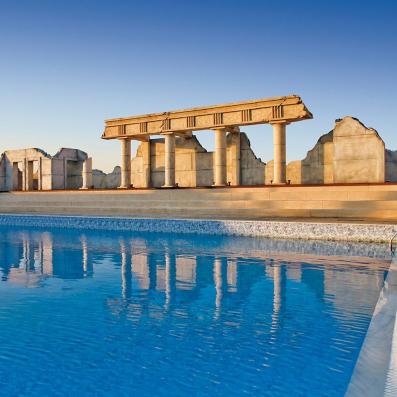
[0,213,396,243]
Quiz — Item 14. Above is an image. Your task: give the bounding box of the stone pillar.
[229,131,241,186]
[26,161,34,191]
[163,133,176,188]
[63,158,68,189]
[272,123,287,184]
[22,159,27,191]
[12,162,19,191]
[81,158,93,189]
[213,128,227,186]
[142,140,151,188]
[119,138,131,189]
[38,158,43,190]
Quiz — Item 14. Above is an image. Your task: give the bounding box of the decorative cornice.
[102,95,313,140]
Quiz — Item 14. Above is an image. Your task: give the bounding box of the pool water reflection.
[0,227,389,396]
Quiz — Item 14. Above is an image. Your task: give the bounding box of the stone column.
[81,158,93,189]
[142,140,151,188]
[229,131,241,186]
[38,157,43,190]
[163,133,176,188]
[213,128,227,186]
[119,138,131,189]
[63,158,68,189]
[272,123,287,184]
[26,161,34,191]
[12,162,19,191]
[22,159,27,191]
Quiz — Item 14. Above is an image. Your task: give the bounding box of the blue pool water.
[0,226,388,396]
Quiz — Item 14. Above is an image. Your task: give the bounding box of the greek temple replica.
[1,95,397,220]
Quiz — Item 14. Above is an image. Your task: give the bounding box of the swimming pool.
[0,225,389,396]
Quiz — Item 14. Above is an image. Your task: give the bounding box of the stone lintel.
[102,95,312,140]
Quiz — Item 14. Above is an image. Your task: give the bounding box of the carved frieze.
[102,95,312,139]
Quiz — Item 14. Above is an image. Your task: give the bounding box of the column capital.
[160,131,175,136]
[211,127,228,132]
[270,120,290,126]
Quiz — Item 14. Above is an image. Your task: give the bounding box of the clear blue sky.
[1,0,396,172]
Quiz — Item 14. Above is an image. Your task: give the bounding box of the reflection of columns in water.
[40,232,53,275]
[120,239,132,300]
[22,233,35,271]
[165,251,176,308]
[81,235,93,275]
[271,263,286,329]
[148,253,157,291]
[227,259,238,292]
[214,257,228,318]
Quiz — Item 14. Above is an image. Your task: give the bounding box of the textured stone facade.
[1,116,396,191]
[270,116,396,185]
[92,166,121,189]
[0,148,92,191]
[130,116,396,187]
[131,132,265,188]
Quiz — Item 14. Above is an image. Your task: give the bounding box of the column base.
[162,184,176,188]
[118,185,133,189]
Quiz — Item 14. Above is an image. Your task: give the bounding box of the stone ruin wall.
[284,117,397,185]
[0,148,91,191]
[92,167,121,189]
[131,132,265,188]
[1,116,396,191]
[130,116,397,188]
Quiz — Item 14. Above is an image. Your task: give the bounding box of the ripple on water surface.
[0,227,389,396]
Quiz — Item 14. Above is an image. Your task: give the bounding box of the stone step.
[1,203,397,220]
[3,198,397,211]
[3,185,397,201]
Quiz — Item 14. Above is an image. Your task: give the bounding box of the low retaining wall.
[0,214,396,243]
[2,184,397,221]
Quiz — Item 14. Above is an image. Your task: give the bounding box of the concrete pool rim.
[0,213,396,244]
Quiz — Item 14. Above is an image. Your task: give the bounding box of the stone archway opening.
[12,162,23,191]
